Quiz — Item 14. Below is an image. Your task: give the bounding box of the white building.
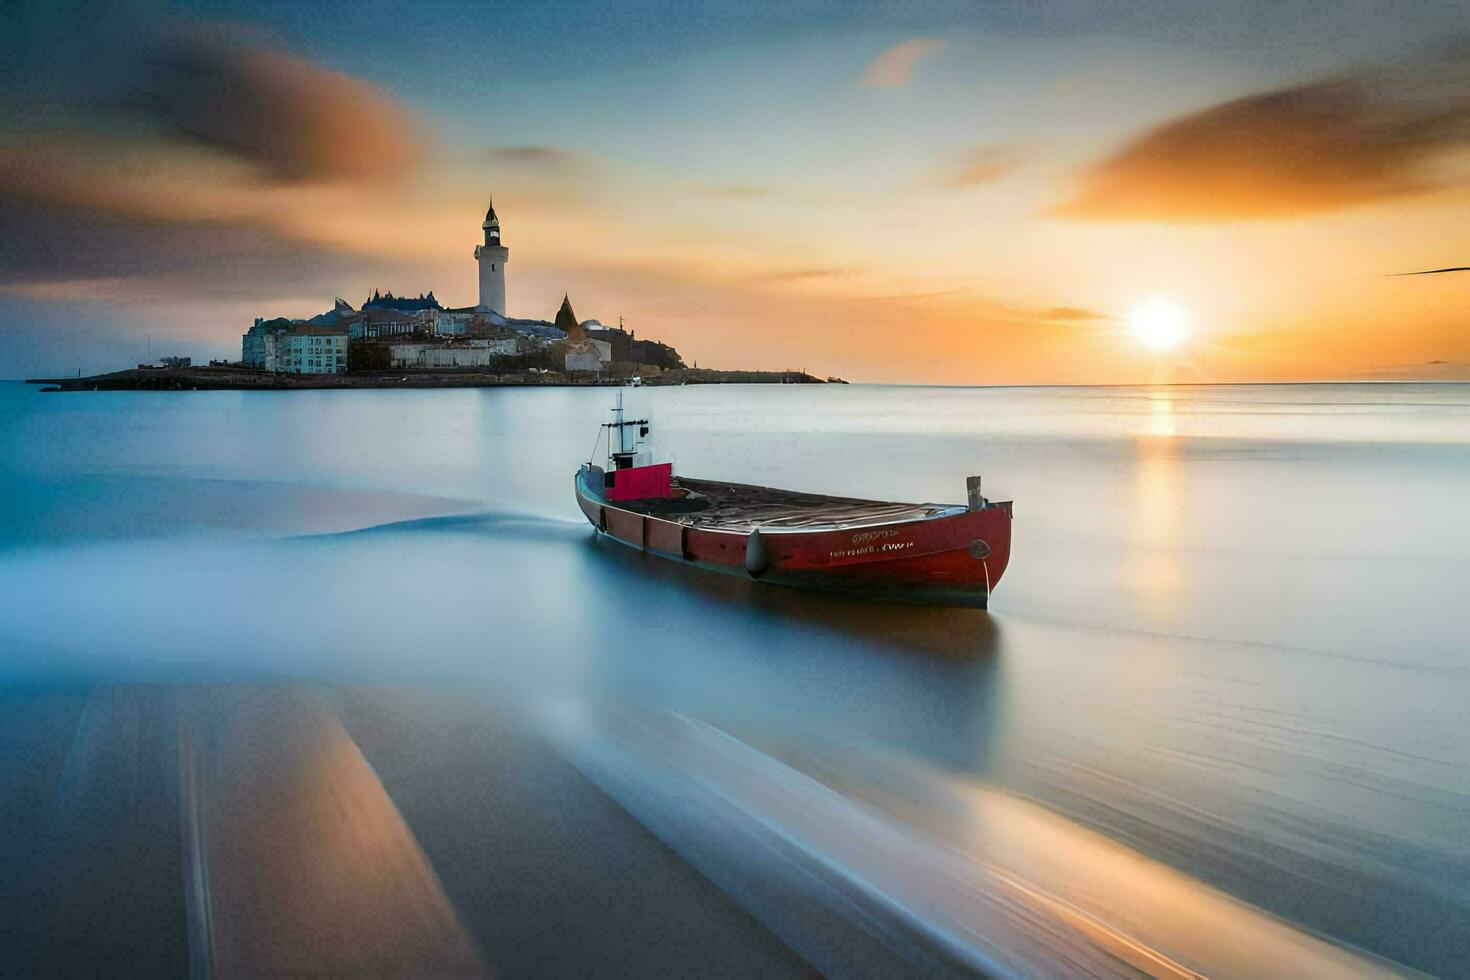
[386,342,429,368]
[388,338,517,368]
[565,339,612,373]
[281,325,349,374]
[473,196,509,315]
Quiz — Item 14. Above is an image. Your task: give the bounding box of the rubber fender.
[745,529,770,577]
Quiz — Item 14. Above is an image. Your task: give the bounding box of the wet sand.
[0,685,809,976]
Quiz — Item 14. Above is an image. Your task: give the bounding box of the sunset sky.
[1,1,1466,383]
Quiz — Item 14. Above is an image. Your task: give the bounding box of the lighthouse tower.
[474,196,509,314]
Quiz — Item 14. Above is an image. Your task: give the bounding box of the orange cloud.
[535,257,1131,384]
[763,265,854,283]
[0,25,449,308]
[860,38,946,88]
[1055,49,1470,221]
[1037,306,1112,321]
[140,30,422,184]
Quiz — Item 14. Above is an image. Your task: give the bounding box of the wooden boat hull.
[574,467,1011,607]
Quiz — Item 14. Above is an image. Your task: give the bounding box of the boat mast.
[604,390,649,471]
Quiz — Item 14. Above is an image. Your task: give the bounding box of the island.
[28,197,844,392]
[26,365,836,392]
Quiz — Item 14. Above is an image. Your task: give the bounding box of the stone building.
[556,295,612,372]
[242,317,288,371]
[418,340,517,368]
[387,338,518,368]
[350,308,416,339]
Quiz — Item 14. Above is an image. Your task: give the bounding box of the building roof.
[363,290,442,312]
[285,322,349,336]
[505,318,563,340]
[556,294,586,344]
[362,308,414,324]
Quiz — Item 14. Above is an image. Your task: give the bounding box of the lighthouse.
[474,196,509,314]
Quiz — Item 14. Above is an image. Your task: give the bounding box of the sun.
[1128,298,1188,352]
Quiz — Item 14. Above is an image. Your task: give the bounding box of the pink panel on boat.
[607,463,672,501]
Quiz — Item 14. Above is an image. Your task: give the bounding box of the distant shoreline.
[15,371,1464,391]
[24,365,840,392]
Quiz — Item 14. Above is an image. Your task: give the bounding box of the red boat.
[574,396,1012,607]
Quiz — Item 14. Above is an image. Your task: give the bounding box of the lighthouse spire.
[474,194,509,314]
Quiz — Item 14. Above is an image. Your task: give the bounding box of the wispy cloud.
[1054,47,1470,221]
[763,265,854,283]
[940,144,1019,188]
[688,182,778,199]
[860,38,946,88]
[1354,359,1470,380]
[484,146,596,175]
[1392,265,1469,275]
[1037,306,1113,321]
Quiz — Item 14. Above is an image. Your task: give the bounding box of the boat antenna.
[587,423,607,466]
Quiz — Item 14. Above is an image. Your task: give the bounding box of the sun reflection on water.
[1132,389,1183,610]
[1146,389,1177,439]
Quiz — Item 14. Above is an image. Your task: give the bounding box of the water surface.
[1,381,1466,976]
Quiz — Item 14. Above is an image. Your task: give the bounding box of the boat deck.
[620,476,961,533]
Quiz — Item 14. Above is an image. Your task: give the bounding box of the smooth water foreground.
[1,381,1466,976]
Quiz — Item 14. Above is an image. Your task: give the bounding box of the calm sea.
[1,381,1466,976]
